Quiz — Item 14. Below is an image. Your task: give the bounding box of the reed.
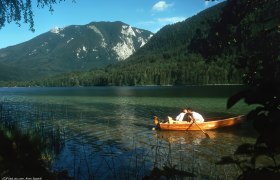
[0,100,240,179]
[0,101,71,178]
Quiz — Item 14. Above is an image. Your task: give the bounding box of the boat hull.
[154,115,245,131]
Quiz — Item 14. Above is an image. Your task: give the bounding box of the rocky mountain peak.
[0,21,153,81]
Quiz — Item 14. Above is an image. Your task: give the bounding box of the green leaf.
[5,130,12,139]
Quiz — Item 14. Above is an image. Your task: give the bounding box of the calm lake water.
[0,86,256,179]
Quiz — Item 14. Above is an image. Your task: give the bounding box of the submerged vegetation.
[0,102,70,178]
[0,124,70,179]
[0,124,52,177]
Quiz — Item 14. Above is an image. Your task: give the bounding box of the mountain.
[22,0,280,87]
[0,21,153,81]
[2,0,279,87]
[17,2,229,87]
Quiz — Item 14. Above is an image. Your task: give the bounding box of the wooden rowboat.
[154,115,245,131]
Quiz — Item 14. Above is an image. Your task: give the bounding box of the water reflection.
[156,130,217,145]
[0,86,256,179]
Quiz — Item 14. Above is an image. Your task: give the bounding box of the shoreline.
[0,84,245,89]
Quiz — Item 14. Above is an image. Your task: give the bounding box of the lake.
[0,85,256,179]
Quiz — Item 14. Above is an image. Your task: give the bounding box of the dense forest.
[0,0,279,87]
[2,54,241,87]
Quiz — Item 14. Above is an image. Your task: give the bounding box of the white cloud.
[137,16,186,33]
[138,20,156,25]
[139,16,185,26]
[152,1,173,11]
[157,17,186,24]
[136,8,145,13]
[204,0,220,7]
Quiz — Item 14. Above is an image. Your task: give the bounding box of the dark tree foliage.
[0,0,72,31]
[215,0,280,179]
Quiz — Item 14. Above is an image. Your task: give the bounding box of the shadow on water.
[155,122,257,145]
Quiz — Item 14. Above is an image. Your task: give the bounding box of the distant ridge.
[24,0,280,87]
[0,21,153,81]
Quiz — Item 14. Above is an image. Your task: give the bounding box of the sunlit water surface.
[0,86,256,179]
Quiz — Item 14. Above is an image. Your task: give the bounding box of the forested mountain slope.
[3,0,280,87]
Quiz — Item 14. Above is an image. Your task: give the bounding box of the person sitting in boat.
[175,108,188,121]
[186,107,204,123]
[167,108,189,123]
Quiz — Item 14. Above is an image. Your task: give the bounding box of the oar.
[190,116,210,138]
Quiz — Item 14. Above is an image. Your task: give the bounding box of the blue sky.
[0,0,223,49]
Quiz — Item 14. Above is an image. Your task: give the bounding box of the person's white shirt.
[192,111,204,123]
[176,112,186,121]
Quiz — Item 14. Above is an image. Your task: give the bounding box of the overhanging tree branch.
[0,0,74,31]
